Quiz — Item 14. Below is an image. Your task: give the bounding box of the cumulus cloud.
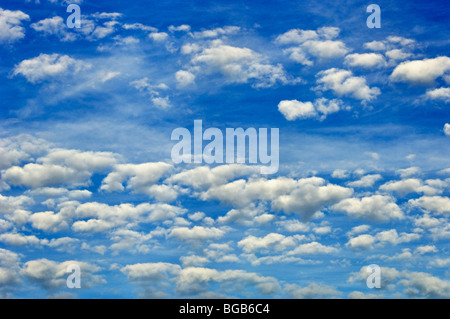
[167,164,259,190]
[238,233,301,253]
[13,53,91,83]
[346,174,382,188]
[169,226,225,241]
[390,56,450,85]
[277,27,348,65]
[184,40,295,88]
[100,162,173,200]
[0,8,29,43]
[332,195,404,222]
[409,196,450,215]
[31,16,77,41]
[425,87,450,103]
[3,149,116,189]
[20,259,104,291]
[315,68,380,102]
[175,70,195,87]
[344,53,386,68]
[380,178,444,196]
[278,98,345,121]
[445,123,450,136]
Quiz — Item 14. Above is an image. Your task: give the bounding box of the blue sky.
[0,0,449,298]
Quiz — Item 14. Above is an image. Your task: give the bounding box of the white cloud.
[344,53,386,68]
[100,162,173,195]
[20,259,104,290]
[390,56,450,85]
[187,40,294,88]
[409,196,450,215]
[278,100,316,120]
[415,245,437,255]
[400,271,450,298]
[287,242,338,255]
[331,169,349,179]
[445,123,450,136]
[385,49,412,61]
[238,233,301,253]
[167,164,259,190]
[0,8,29,43]
[3,149,116,188]
[13,53,91,83]
[278,98,344,121]
[425,87,450,103]
[192,26,240,38]
[122,23,157,32]
[363,41,386,51]
[346,234,375,250]
[316,68,380,102]
[375,229,420,245]
[396,167,421,178]
[347,174,382,188]
[332,195,404,222]
[346,225,371,237]
[175,70,195,87]
[148,32,168,41]
[169,226,225,241]
[31,16,77,41]
[168,24,191,33]
[380,178,442,196]
[29,211,68,232]
[277,27,348,64]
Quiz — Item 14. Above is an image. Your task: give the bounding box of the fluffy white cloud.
[277,27,348,64]
[0,8,29,43]
[192,26,240,38]
[400,271,450,298]
[345,53,386,68]
[73,202,186,232]
[409,196,450,215]
[186,40,294,88]
[238,233,301,253]
[316,68,380,102]
[31,16,77,41]
[167,164,259,190]
[445,123,450,136]
[29,211,69,232]
[148,32,168,41]
[175,70,195,87]
[380,178,443,196]
[3,149,116,189]
[100,162,173,197]
[426,87,450,103]
[346,234,375,250]
[425,88,450,103]
[20,259,104,290]
[332,195,404,222]
[278,98,344,121]
[278,100,315,120]
[13,53,91,83]
[347,174,382,188]
[169,226,225,241]
[121,262,181,281]
[390,56,450,85]
[287,242,338,255]
[385,49,412,61]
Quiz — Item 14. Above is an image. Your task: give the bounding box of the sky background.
[0,0,449,298]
